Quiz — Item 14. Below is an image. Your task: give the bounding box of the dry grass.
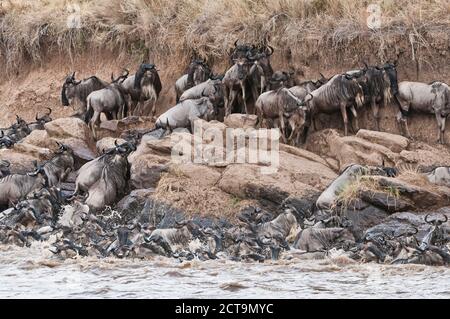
[153,166,256,221]
[0,0,449,74]
[335,174,400,212]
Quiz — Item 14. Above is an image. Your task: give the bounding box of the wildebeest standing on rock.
[223,53,256,116]
[61,72,109,119]
[301,73,365,136]
[255,87,305,143]
[397,81,450,144]
[121,63,162,117]
[86,70,130,139]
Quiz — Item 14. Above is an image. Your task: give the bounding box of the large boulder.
[97,116,155,139]
[44,117,96,160]
[356,129,409,153]
[224,114,258,129]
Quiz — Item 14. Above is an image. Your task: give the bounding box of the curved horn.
[111,73,115,82]
[71,71,76,79]
[234,39,239,47]
[409,226,419,235]
[0,130,3,138]
[122,68,130,78]
[46,107,52,115]
[425,214,433,224]
[35,113,39,121]
[114,140,119,147]
[266,45,274,56]
[439,214,448,224]
[319,72,326,79]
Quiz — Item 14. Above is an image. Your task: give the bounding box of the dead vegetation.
[0,0,449,75]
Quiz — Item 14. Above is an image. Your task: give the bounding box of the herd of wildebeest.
[0,40,449,265]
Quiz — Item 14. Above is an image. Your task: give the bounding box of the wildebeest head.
[269,70,295,90]
[421,214,449,249]
[111,69,130,84]
[233,55,254,81]
[228,39,258,63]
[187,59,211,88]
[133,63,156,89]
[54,141,73,156]
[27,161,49,187]
[35,107,52,124]
[251,46,274,76]
[379,61,399,96]
[114,139,137,155]
[61,72,81,106]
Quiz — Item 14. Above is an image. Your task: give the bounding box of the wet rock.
[224,114,258,129]
[343,202,390,241]
[356,129,409,153]
[374,176,450,209]
[116,188,154,223]
[359,189,414,213]
[138,197,186,227]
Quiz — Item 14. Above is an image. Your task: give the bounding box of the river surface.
[1,242,449,299]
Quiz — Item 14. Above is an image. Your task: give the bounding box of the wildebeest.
[268,70,296,90]
[396,81,450,144]
[28,108,53,131]
[293,227,355,252]
[121,63,162,117]
[227,40,258,65]
[0,161,48,208]
[0,115,31,146]
[175,59,211,103]
[145,222,194,257]
[41,142,74,187]
[301,73,365,136]
[418,214,449,251]
[86,70,130,139]
[155,96,219,132]
[315,164,368,214]
[223,53,256,116]
[426,166,450,186]
[248,45,274,101]
[0,160,10,178]
[70,141,135,199]
[255,87,305,143]
[289,76,327,101]
[84,151,129,211]
[61,72,109,119]
[179,77,224,103]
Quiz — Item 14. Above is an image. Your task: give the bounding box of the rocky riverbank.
[1,115,450,265]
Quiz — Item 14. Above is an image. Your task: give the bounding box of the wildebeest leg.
[371,97,380,131]
[130,98,138,116]
[228,90,238,116]
[241,82,248,114]
[340,103,349,136]
[89,111,101,140]
[349,105,359,133]
[278,112,288,144]
[435,113,446,144]
[150,98,157,117]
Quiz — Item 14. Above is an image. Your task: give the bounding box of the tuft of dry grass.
[0,0,449,75]
[335,174,400,213]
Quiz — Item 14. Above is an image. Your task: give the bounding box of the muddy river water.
[1,242,449,298]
